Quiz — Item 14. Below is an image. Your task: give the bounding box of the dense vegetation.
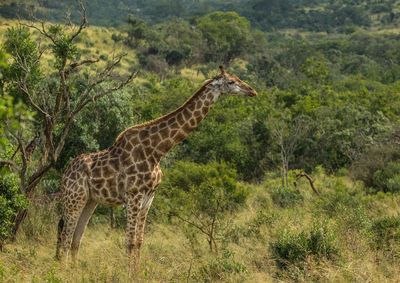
[2,0,400,31]
[1,0,400,281]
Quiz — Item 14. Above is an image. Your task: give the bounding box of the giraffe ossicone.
[55,66,257,273]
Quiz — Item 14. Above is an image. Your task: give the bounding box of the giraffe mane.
[115,77,218,142]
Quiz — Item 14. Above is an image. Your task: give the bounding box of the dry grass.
[1,174,400,282]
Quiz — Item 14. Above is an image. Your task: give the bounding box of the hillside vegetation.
[1,0,400,282]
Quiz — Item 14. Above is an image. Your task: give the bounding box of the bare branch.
[9,132,27,191]
[65,58,100,77]
[12,44,50,118]
[20,21,56,45]
[0,159,18,170]
[133,108,142,123]
[74,70,137,115]
[172,213,209,236]
[18,84,49,117]
[70,0,87,42]
[75,54,125,107]
[295,172,322,197]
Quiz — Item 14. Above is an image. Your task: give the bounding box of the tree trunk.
[208,238,213,252]
[10,209,28,240]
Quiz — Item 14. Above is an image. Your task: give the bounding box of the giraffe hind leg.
[135,192,154,271]
[71,199,97,261]
[60,195,88,263]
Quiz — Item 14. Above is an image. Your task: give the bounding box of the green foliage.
[3,26,41,91]
[56,86,135,169]
[270,222,338,270]
[125,16,147,47]
[5,0,394,32]
[370,216,400,250]
[48,24,78,68]
[0,168,28,246]
[300,57,329,84]
[160,161,248,213]
[0,49,9,80]
[197,11,251,63]
[43,267,62,283]
[196,249,247,282]
[350,144,400,189]
[155,161,248,250]
[270,186,303,208]
[373,162,400,193]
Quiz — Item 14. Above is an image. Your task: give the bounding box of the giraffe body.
[56,67,257,273]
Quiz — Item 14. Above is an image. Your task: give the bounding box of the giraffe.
[55,66,257,272]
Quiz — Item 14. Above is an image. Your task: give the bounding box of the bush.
[270,222,338,269]
[270,186,303,208]
[99,54,108,61]
[196,249,247,282]
[111,33,123,42]
[155,161,248,251]
[373,162,400,193]
[245,210,277,237]
[0,168,27,247]
[350,144,400,189]
[370,216,400,250]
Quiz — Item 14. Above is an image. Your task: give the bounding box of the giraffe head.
[205,66,258,97]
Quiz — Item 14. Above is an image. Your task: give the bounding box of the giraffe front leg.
[135,191,155,271]
[125,195,142,276]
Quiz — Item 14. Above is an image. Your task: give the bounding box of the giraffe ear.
[204,79,213,84]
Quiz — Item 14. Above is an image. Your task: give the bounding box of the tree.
[270,114,312,187]
[158,161,248,252]
[196,11,252,64]
[1,1,136,239]
[125,15,147,48]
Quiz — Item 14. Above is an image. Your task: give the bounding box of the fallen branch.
[295,172,322,197]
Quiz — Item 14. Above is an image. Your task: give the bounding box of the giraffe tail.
[55,217,64,260]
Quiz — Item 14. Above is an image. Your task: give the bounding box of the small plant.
[43,267,62,283]
[197,249,247,282]
[245,210,277,237]
[270,222,338,269]
[0,262,5,281]
[320,189,360,217]
[270,186,303,208]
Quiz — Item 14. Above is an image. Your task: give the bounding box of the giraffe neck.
[115,84,220,163]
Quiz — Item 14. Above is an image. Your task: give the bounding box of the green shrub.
[196,249,247,282]
[270,186,303,208]
[370,216,400,250]
[245,210,277,237]
[99,54,108,61]
[111,33,124,42]
[155,161,248,251]
[0,168,27,247]
[270,223,338,269]
[320,188,360,217]
[373,162,400,193]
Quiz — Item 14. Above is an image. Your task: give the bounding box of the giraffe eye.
[228,81,235,85]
